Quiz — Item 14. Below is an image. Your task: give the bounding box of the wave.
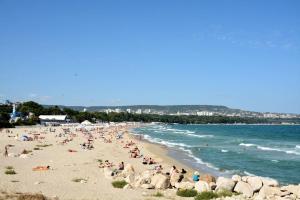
[239,143,256,147]
[151,126,214,139]
[141,133,220,171]
[296,145,300,149]
[239,143,300,156]
[143,134,192,148]
[244,171,256,176]
[221,149,229,153]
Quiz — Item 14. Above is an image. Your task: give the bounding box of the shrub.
[194,191,218,200]
[5,169,17,175]
[111,180,128,188]
[217,190,234,197]
[33,147,41,150]
[18,193,47,200]
[176,189,198,197]
[5,166,14,170]
[153,192,164,197]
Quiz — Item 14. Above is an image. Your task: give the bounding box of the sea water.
[133,124,300,184]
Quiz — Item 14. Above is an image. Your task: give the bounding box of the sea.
[132,124,300,185]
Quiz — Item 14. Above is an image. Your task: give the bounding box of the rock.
[209,182,217,190]
[261,177,279,187]
[242,176,250,182]
[216,177,236,192]
[123,184,133,190]
[257,185,283,199]
[195,180,211,193]
[281,185,300,198]
[19,154,28,159]
[151,174,170,189]
[234,181,254,198]
[175,181,194,190]
[247,177,263,192]
[200,174,216,184]
[170,172,181,187]
[134,172,152,188]
[8,153,17,157]
[141,184,155,189]
[122,164,135,176]
[232,175,242,182]
[125,174,135,185]
[80,179,87,184]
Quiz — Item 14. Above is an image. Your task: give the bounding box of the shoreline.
[131,123,300,186]
[129,129,231,180]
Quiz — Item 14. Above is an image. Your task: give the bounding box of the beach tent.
[81,120,92,125]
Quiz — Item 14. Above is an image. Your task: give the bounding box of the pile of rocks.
[105,164,300,200]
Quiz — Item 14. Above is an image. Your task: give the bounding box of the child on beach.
[193,171,200,182]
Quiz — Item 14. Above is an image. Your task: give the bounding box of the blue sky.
[0,0,300,113]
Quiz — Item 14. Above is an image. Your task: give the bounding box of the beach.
[1,123,300,200]
[0,123,193,200]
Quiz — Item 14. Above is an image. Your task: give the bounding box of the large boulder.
[125,174,135,185]
[281,185,300,198]
[122,164,135,177]
[134,170,153,187]
[232,175,242,182]
[151,174,170,189]
[242,176,250,182]
[170,172,181,187]
[195,180,211,193]
[234,181,254,198]
[216,177,236,192]
[247,177,263,192]
[199,174,216,184]
[175,181,194,190]
[257,185,282,199]
[260,177,279,187]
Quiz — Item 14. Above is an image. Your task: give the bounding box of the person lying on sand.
[154,165,163,173]
[99,160,113,168]
[32,166,50,171]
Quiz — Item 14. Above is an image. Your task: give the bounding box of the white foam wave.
[271,160,279,163]
[221,149,229,153]
[239,143,256,147]
[240,143,300,156]
[244,171,256,176]
[295,145,300,149]
[143,134,192,148]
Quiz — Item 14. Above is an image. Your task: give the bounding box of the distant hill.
[43,104,250,114]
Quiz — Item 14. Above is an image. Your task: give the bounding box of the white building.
[143,109,151,114]
[126,109,131,113]
[39,115,70,126]
[135,109,142,114]
[115,108,121,113]
[197,111,214,116]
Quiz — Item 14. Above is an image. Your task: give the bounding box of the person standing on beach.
[4,145,8,157]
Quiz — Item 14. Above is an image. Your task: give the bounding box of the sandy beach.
[0,123,193,200]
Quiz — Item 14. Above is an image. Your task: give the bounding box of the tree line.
[0,101,271,128]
